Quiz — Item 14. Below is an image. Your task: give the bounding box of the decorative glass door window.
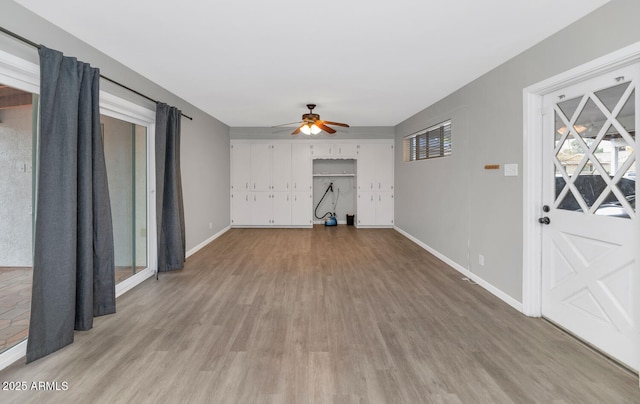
[553,79,636,218]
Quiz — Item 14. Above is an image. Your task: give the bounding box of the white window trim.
[0,49,39,94]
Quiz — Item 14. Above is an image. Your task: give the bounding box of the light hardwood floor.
[0,226,638,403]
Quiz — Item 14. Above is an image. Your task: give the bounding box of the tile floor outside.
[0,267,31,354]
[0,266,138,354]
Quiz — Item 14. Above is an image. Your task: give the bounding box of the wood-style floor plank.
[0,226,638,403]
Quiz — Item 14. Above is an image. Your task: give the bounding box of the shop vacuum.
[315,182,339,226]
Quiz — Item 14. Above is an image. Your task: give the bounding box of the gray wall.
[0,2,230,254]
[394,0,640,302]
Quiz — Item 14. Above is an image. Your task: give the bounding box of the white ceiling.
[15,0,610,127]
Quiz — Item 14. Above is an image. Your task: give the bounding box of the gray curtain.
[155,103,185,272]
[27,46,115,363]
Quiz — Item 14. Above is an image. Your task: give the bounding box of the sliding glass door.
[99,92,156,293]
[0,50,156,364]
[100,114,149,284]
[0,92,154,355]
[0,84,37,354]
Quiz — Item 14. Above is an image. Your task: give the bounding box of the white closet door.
[250,143,271,191]
[292,144,312,191]
[231,143,251,191]
[272,144,291,192]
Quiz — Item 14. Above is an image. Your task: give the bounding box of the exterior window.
[403,120,451,162]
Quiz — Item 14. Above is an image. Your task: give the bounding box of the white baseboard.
[186,225,231,258]
[394,226,523,313]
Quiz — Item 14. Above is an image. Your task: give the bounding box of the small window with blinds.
[403,120,451,162]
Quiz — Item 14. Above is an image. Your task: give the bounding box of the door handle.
[538,217,550,225]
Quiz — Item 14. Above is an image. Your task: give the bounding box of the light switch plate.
[504,163,518,177]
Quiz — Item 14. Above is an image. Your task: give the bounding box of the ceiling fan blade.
[321,120,350,128]
[272,121,303,128]
[315,122,336,134]
[291,124,305,135]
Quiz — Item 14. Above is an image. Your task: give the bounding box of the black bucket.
[346,214,354,226]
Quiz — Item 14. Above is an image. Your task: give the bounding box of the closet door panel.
[272,192,292,225]
[250,143,271,191]
[292,144,312,191]
[292,192,312,226]
[231,191,251,226]
[231,143,251,191]
[272,144,292,192]
[251,192,272,225]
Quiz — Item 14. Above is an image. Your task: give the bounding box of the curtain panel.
[27,46,115,363]
[155,103,185,273]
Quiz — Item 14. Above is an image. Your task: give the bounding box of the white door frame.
[0,48,39,372]
[522,41,640,316]
[100,91,157,297]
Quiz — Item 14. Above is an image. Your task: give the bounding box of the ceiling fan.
[279,104,349,135]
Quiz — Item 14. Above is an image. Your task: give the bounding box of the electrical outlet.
[479,254,485,266]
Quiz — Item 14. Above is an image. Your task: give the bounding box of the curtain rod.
[0,26,193,121]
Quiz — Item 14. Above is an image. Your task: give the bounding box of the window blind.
[403,120,451,162]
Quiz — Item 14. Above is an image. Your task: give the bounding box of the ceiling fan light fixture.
[284,104,349,136]
[300,123,321,135]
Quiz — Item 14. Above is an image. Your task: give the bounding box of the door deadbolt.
[542,205,550,213]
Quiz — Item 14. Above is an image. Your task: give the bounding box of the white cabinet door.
[292,143,312,191]
[335,143,357,158]
[356,191,394,227]
[251,144,271,191]
[231,191,251,226]
[292,192,312,226]
[272,144,291,192]
[357,144,376,192]
[272,192,292,225]
[376,192,394,225]
[357,192,376,226]
[251,192,272,225]
[312,142,358,158]
[311,143,333,158]
[358,143,394,192]
[355,143,394,226]
[375,144,394,192]
[231,143,251,191]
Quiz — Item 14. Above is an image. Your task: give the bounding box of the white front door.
[541,64,639,370]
